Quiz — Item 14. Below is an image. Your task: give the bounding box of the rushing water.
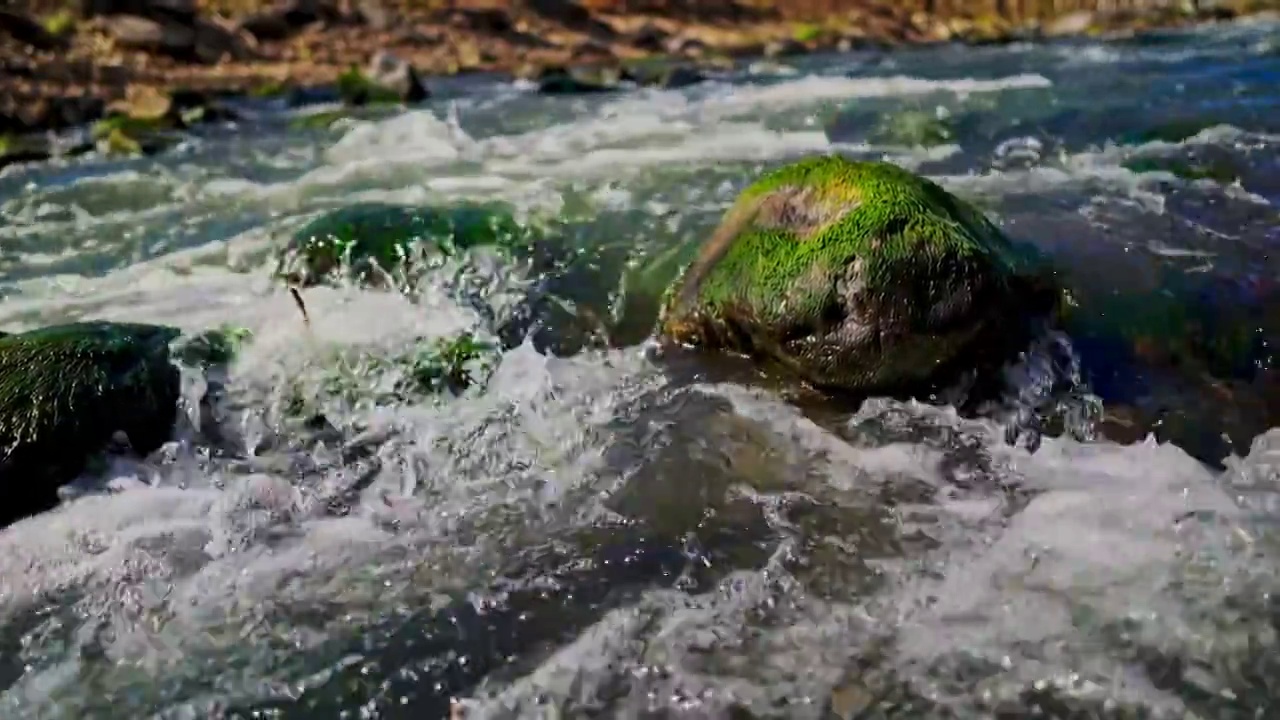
[1,18,1279,720]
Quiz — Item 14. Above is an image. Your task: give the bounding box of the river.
[0,17,1278,720]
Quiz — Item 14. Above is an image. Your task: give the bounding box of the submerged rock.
[281,330,500,424]
[530,64,629,94]
[1121,154,1242,184]
[627,61,708,90]
[0,322,182,527]
[871,108,957,148]
[1051,244,1278,460]
[275,201,541,290]
[657,155,1056,394]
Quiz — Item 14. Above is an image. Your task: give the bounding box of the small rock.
[109,84,174,122]
[629,22,667,52]
[362,50,429,104]
[1043,10,1096,37]
[763,38,807,58]
[747,59,797,77]
[453,38,484,69]
[101,13,194,55]
[827,681,876,719]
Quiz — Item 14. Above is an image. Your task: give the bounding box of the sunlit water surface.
[1,19,1279,720]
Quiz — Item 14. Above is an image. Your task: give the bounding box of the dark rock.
[192,17,255,62]
[0,134,53,170]
[630,62,706,90]
[237,0,343,42]
[534,65,628,95]
[523,0,614,38]
[0,322,182,528]
[448,8,512,34]
[628,22,667,52]
[2,94,106,133]
[336,53,428,106]
[82,0,197,22]
[654,64,705,89]
[363,51,429,104]
[0,10,65,51]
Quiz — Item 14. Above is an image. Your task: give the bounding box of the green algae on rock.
[275,201,543,290]
[283,331,500,420]
[0,321,184,527]
[657,155,1055,393]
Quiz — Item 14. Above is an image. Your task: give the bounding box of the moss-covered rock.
[0,133,53,169]
[0,322,184,527]
[275,201,542,290]
[657,155,1056,393]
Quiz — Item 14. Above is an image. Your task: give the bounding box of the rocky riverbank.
[1,0,1276,168]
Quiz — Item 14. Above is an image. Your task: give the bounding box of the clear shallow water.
[1,19,1279,719]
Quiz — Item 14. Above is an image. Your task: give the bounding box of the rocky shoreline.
[1,0,1276,168]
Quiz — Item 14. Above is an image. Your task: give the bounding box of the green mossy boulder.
[0,322,183,527]
[657,155,1056,393]
[275,201,542,290]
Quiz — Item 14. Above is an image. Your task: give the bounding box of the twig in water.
[289,286,311,326]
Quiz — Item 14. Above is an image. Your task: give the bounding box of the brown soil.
[1,0,1277,135]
